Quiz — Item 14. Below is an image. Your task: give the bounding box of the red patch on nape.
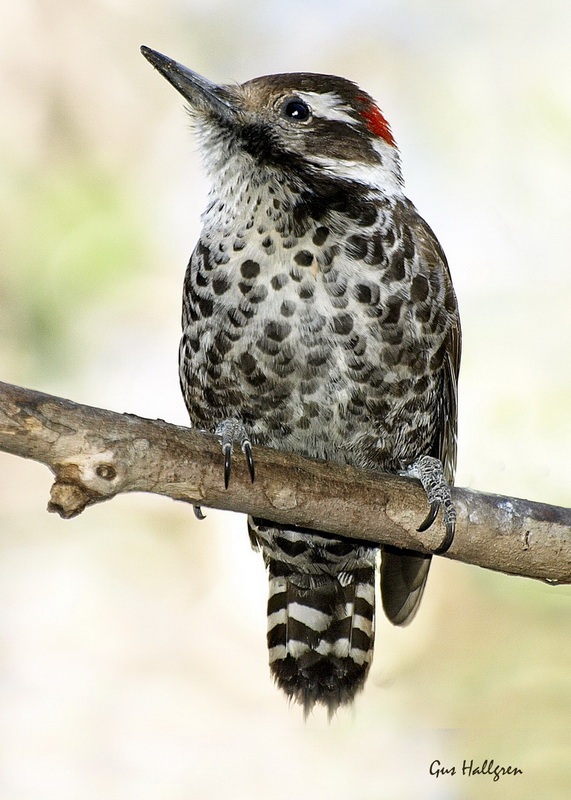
[358,96,395,146]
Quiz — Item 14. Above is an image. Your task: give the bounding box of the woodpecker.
[141,46,461,715]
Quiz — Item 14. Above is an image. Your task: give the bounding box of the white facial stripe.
[307,154,404,197]
[296,91,359,126]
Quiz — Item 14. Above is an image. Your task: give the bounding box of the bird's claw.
[223,441,233,489]
[417,500,439,533]
[193,505,206,520]
[403,455,456,554]
[216,418,256,489]
[243,439,255,483]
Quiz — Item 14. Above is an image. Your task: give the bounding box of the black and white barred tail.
[249,518,377,716]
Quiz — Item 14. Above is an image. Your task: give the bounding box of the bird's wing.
[381,207,461,626]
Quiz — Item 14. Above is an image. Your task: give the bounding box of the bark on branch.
[0,380,569,584]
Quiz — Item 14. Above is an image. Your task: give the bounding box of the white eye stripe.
[295,90,360,126]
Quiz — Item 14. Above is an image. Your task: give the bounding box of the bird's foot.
[215,418,256,489]
[403,455,456,554]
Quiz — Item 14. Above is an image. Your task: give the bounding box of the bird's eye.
[282,98,311,122]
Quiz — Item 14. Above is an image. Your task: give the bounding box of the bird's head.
[141,46,403,201]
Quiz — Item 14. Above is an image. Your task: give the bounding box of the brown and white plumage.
[142,47,461,714]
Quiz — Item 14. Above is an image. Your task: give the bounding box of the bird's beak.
[141,46,236,122]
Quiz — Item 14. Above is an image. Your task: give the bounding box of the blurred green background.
[1,1,570,798]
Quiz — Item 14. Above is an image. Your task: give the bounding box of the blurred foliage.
[1,159,147,379]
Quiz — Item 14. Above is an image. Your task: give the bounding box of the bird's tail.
[249,518,377,716]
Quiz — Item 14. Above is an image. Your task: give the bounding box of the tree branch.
[0,380,569,584]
